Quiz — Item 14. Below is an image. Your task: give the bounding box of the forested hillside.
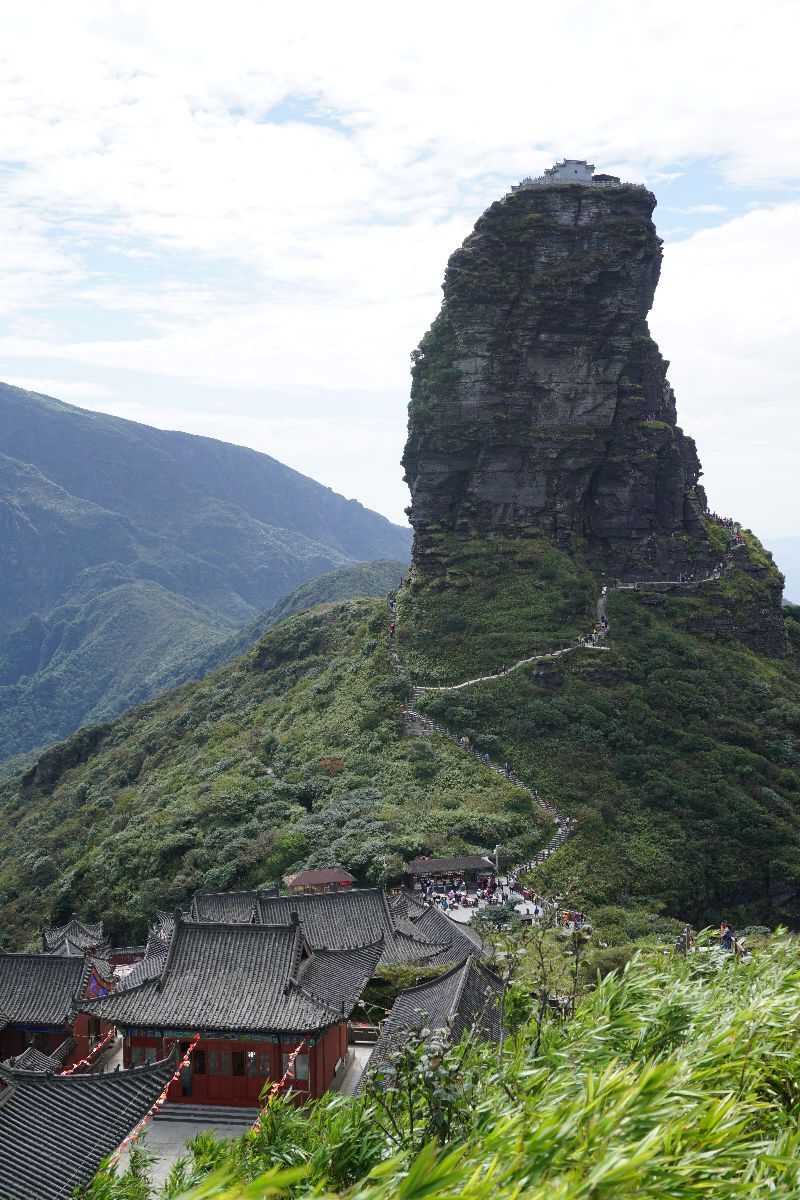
[0,383,410,762]
[0,598,546,948]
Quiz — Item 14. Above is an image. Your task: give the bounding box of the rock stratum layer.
[403,182,713,578]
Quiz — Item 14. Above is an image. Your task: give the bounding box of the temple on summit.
[511,158,622,189]
[403,157,715,579]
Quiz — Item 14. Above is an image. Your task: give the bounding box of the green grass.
[84,932,800,1199]
[397,534,597,684]
[414,565,800,927]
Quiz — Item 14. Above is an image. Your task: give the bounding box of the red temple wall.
[124,1025,347,1107]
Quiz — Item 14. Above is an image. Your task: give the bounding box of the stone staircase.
[153,1102,258,1128]
[390,544,737,887]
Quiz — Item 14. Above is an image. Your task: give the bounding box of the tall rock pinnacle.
[403,168,713,578]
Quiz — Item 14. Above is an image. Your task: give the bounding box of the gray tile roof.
[0,954,87,1028]
[190,891,257,923]
[43,918,105,953]
[0,1050,178,1200]
[364,957,503,1087]
[116,932,171,992]
[389,890,428,920]
[256,888,447,966]
[412,905,490,965]
[404,855,495,876]
[85,915,381,1034]
[1,1036,75,1074]
[151,910,177,941]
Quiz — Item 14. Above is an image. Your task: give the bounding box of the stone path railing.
[390,542,739,887]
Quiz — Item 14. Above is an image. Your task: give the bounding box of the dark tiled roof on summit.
[0,1051,178,1200]
[256,888,447,966]
[43,918,105,953]
[0,954,87,1028]
[364,957,503,1086]
[85,915,381,1034]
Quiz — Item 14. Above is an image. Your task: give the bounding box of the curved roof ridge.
[0,1044,179,1085]
[447,954,476,1022]
[292,939,385,1015]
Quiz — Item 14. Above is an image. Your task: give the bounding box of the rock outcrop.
[403,180,714,579]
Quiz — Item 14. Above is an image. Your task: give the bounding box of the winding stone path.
[390,550,736,887]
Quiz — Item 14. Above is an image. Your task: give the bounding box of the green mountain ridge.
[2,178,799,955]
[0,382,410,761]
[0,596,547,947]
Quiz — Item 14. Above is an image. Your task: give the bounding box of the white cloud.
[0,0,798,529]
[651,202,800,537]
[3,376,113,399]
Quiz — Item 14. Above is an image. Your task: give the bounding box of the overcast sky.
[0,0,798,540]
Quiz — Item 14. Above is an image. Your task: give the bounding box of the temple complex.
[83,913,382,1104]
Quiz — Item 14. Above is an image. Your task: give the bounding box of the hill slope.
[0,599,548,947]
[0,383,410,761]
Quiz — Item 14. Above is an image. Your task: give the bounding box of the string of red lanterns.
[108,1035,200,1165]
[61,1025,118,1075]
[251,1038,308,1128]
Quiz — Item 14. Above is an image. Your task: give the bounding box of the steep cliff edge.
[400,179,786,680]
[403,182,711,579]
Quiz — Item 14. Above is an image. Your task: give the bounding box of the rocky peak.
[403,179,714,579]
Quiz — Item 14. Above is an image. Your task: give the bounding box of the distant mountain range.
[0,382,410,763]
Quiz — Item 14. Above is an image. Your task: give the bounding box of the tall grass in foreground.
[86,935,800,1199]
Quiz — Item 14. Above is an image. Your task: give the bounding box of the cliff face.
[403,183,712,578]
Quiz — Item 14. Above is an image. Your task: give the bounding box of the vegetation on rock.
[411,537,800,926]
[0,599,548,948]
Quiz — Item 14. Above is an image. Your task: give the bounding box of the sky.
[0,1,798,540]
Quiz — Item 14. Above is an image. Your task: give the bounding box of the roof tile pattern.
[0,955,86,1028]
[116,934,170,992]
[413,905,489,965]
[43,918,105,953]
[0,1036,75,1074]
[364,958,503,1086]
[191,892,257,923]
[256,888,446,966]
[86,917,381,1033]
[0,1052,177,1200]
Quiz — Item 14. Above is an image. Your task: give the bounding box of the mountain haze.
[0,382,410,761]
